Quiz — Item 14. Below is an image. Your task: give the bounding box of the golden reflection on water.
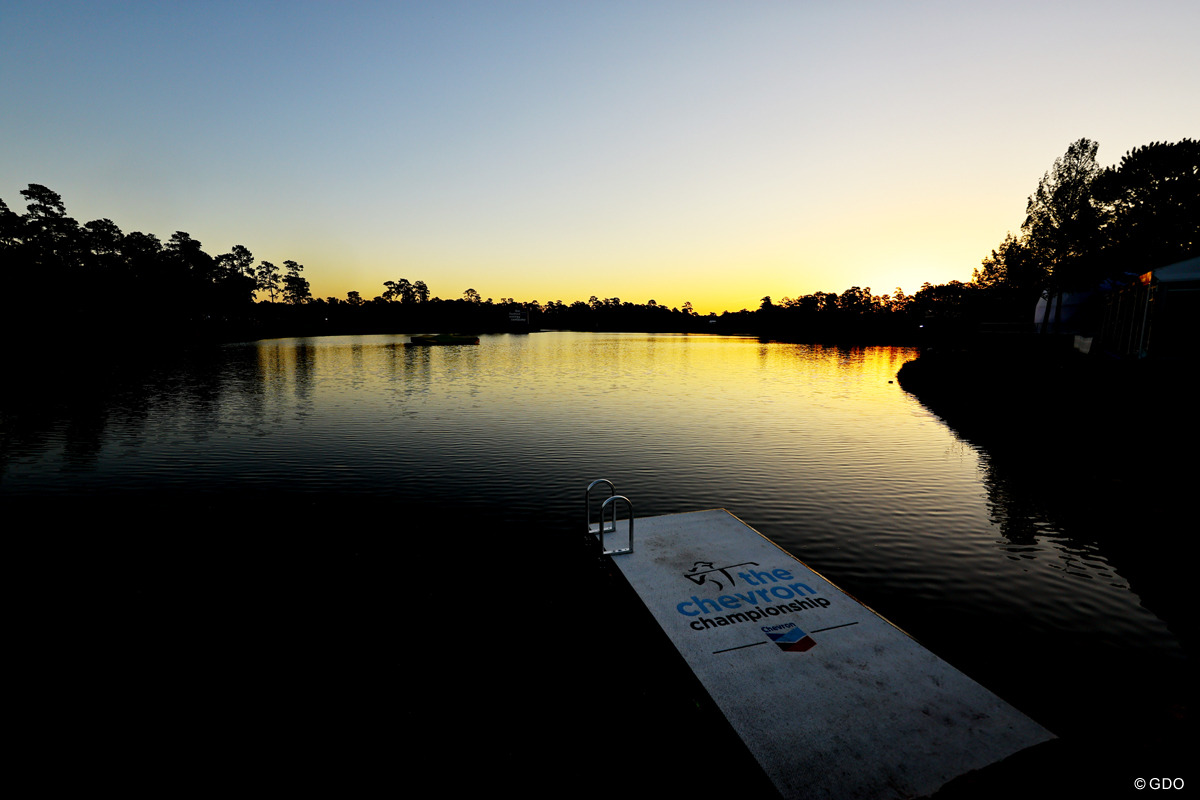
[241,332,998,584]
[246,333,940,459]
[244,332,937,507]
[0,331,1166,636]
[4,333,1186,697]
[1,331,1185,756]
[235,333,1175,656]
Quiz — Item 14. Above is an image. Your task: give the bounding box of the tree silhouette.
[383,278,416,303]
[256,260,281,302]
[1094,138,1199,270]
[282,260,311,305]
[3,141,1191,349]
[215,244,255,280]
[19,184,81,273]
[83,218,124,259]
[122,231,163,283]
[974,232,1044,299]
[1022,138,1102,292]
[0,197,21,248]
[212,245,258,308]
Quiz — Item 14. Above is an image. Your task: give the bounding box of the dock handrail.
[585,478,634,555]
[585,478,615,532]
[600,494,634,555]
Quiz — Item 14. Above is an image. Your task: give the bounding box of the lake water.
[3,331,1187,792]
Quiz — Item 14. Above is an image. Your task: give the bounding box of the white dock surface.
[598,509,1053,800]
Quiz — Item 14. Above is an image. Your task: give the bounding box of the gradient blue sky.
[3,0,1197,313]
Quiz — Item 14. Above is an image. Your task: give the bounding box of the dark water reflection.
[3,332,1187,791]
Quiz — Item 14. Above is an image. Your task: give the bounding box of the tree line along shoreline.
[2,137,1194,350]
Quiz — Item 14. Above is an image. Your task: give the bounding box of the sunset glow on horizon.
[4,1,1197,316]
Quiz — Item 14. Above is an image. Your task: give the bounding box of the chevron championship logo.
[762,622,816,652]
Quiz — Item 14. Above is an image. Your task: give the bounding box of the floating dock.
[588,489,1053,799]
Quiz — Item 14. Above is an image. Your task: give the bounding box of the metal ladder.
[585,478,634,555]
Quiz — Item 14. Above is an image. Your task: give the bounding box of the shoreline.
[896,343,1193,641]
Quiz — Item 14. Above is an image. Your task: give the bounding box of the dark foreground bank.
[897,345,1194,640]
[896,345,1196,551]
[11,489,1189,798]
[10,496,775,796]
[897,345,1193,795]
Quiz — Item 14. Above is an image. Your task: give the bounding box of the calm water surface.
[4,331,1187,787]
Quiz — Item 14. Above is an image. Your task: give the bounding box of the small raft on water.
[585,480,1054,800]
[405,334,480,346]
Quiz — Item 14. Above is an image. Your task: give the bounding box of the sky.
[3,1,1197,314]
